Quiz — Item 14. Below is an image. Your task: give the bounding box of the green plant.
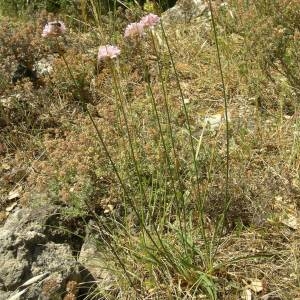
[216,0,300,109]
[3,2,300,299]
[0,0,80,16]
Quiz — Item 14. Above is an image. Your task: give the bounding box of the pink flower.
[42,21,66,37]
[140,13,160,28]
[98,45,121,61]
[124,22,145,39]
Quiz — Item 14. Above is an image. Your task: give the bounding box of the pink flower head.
[124,22,145,39]
[42,21,66,37]
[98,45,121,61]
[140,13,160,28]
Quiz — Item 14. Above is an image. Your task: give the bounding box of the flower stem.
[208,0,231,259]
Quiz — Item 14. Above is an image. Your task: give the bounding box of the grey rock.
[78,222,114,297]
[0,206,89,299]
[0,255,29,290]
[34,55,56,76]
[0,290,13,300]
[162,0,208,24]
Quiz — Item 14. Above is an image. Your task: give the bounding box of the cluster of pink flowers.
[124,13,160,40]
[98,45,121,61]
[42,21,66,38]
[97,13,160,61]
[42,13,160,61]
[140,13,160,28]
[124,22,145,39]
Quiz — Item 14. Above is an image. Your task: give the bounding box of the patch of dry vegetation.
[1,1,300,298]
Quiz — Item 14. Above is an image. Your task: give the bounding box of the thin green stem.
[208,0,230,257]
[135,39,187,242]
[146,72,188,253]
[160,22,208,252]
[83,198,139,294]
[149,31,186,208]
[137,38,188,254]
[109,62,147,220]
[108,61,180,269]
[56,44,163,255]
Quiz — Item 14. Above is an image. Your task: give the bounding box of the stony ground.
[1,1,300,299]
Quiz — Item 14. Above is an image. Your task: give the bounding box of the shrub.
[216,0,300,110]
[0,0,80,16]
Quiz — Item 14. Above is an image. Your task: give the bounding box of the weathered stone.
[162,0,208,24]
[0,206,91,299]
[0,290,12,300]
[34,55,56,76]
[78,222,115,297]
[0,253,29,290]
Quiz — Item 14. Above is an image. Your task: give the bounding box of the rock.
[79,228,103,279]
[0,290,12,299]
[34,55,56,76]
[162,0,208,24]
[0,206,96,299]
[12,63,38,85]
[78,222,115,296]
[11,55,56,87]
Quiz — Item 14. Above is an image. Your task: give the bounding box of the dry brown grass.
[1,1,300,298]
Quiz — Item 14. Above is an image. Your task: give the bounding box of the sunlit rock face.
[162,0,208,24]
[0,206,96,299]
